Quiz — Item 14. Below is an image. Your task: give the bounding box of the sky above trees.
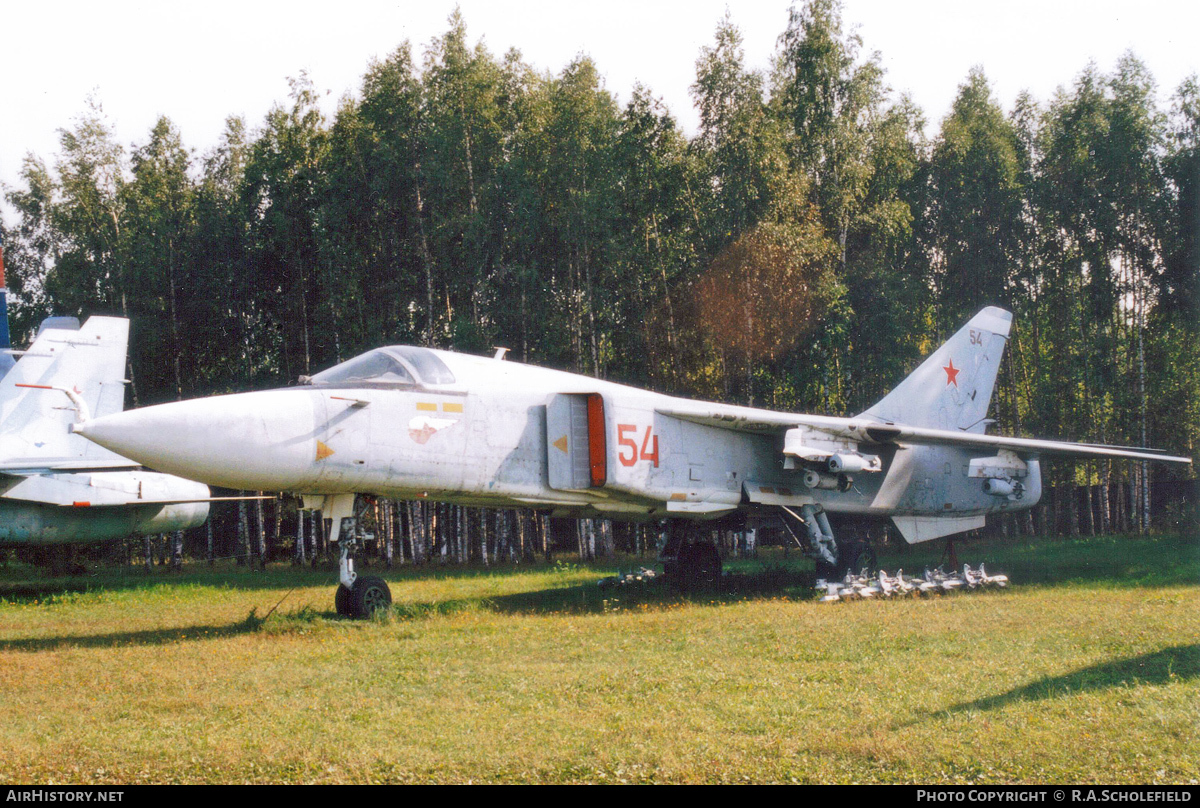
[1,0,1196,204]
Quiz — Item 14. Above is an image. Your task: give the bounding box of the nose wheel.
[333,520,392,619]
[335,575,392,618]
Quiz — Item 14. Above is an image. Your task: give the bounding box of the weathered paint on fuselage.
[0,500,209,546]
[0,469,210,545]
[77,349,1040,524]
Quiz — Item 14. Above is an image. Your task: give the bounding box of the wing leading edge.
[655,405,1192,465]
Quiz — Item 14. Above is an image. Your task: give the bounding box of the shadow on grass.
[0,564,345,603]
[939,644,1200,715]
[0,568,813,652]
[391,565,815,619]
[0,557,563,603]
[0,614,272,653]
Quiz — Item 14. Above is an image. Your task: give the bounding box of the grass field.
[0,532,1196,784]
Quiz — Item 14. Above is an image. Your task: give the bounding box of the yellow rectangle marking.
[442,402,463,413]
[670,493,687,502]
[416,402,437,411]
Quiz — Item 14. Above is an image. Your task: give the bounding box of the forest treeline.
[2,1,1196,546]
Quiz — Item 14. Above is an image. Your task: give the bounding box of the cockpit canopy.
[307,346,456,388]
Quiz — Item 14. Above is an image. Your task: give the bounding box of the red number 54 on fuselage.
[617,424,659,467]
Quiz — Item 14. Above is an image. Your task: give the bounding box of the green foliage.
[929,68,1023,325]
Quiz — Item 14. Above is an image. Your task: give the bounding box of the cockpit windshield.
[387,346,456,385]
[306,346,456,387]
[309,350,415,387]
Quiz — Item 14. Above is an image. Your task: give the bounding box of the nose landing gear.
[318,495,393,619]
[333,534,394,618]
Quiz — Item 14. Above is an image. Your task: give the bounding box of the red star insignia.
[943,358,960,387]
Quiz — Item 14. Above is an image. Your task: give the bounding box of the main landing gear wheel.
[815,555,840,582]
[676,542,722,591]
[842,541,877,577]
[815,541,877,581]
[335,576,392,618]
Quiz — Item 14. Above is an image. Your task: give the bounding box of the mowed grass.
[0,533,1196,784]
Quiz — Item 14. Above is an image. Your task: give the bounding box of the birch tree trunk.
[295,507,307,565]
[541,515,553,562]
[254,493,266,568]
[407,502,421,564]
[237,499,250,566]
[438,504,448,565]
[598,520,613,558]
[313,511,326,567]
[1099,464,1112,534]
[458,506,468,563]
[1083,477,1096,536]
[272,494,283,558]
[479,508,490,567]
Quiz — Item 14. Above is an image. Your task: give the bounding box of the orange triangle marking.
[316,440,335,461]
[552,435,568,454]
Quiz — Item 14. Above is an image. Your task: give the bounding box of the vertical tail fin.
[860,307,1011,432]
[0,317,131,466]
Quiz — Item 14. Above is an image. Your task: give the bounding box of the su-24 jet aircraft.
[0,314,215,546]
[71,306,1191,616]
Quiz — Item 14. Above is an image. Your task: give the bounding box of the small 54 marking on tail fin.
[861,306,1013,433]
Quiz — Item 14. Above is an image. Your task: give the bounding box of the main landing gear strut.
[779,504,875,581]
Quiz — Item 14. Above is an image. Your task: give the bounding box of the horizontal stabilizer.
[0,470,209,508]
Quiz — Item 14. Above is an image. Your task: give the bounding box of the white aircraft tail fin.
[0,316,132,467]
[860,307,1011,432]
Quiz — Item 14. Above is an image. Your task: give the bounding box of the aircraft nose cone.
[76,390,324,490]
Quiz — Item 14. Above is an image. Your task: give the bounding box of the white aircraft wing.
[0,468,266,507]
[655,404,1193,465]
[0,460,142,474]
